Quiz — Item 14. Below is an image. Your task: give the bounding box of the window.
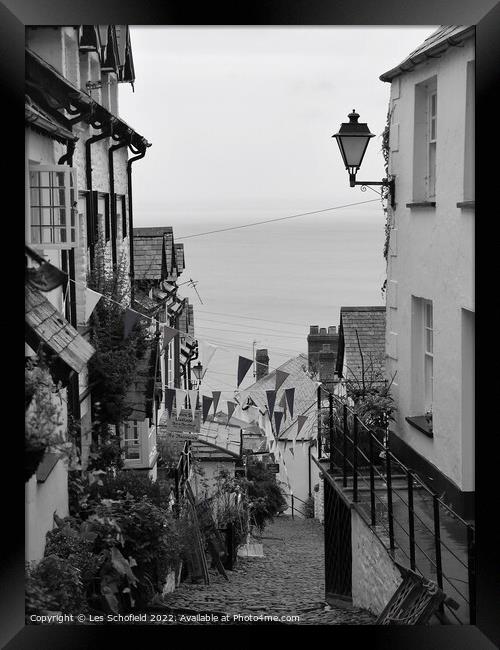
[115,194,127,238]
[428,91,437,199]
[123,421,141,460]
[412,77,437,202]
[423,300,433,412]
[463,60,475,202]
[29,165,77,247]
[410,296,434,429]
[97,193,110,242]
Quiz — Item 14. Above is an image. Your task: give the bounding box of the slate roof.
[238,354,318,441]
[380,25,474,82]
[133,233,165,280]
[192,417,243,459]
[336,306,386,385]
[174,244,185,274]
[133,228,185,281]
[25,283,95,373]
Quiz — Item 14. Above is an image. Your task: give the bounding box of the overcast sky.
[119,26,436,225]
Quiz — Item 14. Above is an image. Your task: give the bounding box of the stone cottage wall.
[351,507,403,615]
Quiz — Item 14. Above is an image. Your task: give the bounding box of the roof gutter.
[379,26,475,82]
[127,141,151,303]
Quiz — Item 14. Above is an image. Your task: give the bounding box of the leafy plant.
[245,462,287,532]
[26,555,87,615]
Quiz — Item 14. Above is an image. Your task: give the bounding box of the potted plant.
[425,409,433,433]
[25,355,63,482]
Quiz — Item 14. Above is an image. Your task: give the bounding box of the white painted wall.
[384,37,475,490]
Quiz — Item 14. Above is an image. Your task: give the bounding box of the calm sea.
[135,203,386,400]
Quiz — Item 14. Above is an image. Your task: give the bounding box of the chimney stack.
[255,349,269,380]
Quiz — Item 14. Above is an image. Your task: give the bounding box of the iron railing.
[316,385,476,625]
[283,492,311,519]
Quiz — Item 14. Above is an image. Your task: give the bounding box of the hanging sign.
[161,408,201,434]
[267,463,279,474]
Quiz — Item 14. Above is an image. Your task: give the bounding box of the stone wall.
[351,507,402,616]
[313,473,324,524]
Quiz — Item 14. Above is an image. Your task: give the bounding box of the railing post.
[329,393,334,474]
[352,416,358,503]
[386,451,395,552]
[467,525,476,625]
[317,385,322,459]
[407,470,416,571]
[369,430,376,526]
[432,492,444,591]
[291,494,294,519]
[343,405,348,487]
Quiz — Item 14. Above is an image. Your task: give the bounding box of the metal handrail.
[316,386,475,624]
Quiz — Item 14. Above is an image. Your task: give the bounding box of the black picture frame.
[6,0,499,647]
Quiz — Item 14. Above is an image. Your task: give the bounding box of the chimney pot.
[328,326,337,334]
[320,327,327,335]
[255,349,269,380]
[310,325,319,334]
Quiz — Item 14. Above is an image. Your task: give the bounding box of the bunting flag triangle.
[200,341,217,377]
[285,387,295,420]
[275,369,289,391]
[85,288,102,321]
[123,308,141,339]
[212,391,221,416]
[165,388,175,417]
[26,260,67,292]
[237,356,253,387]
[188,390,198,420]
[266,390,277,420]
[202,395,213,423]
[289,447,294,456]
[175,389,187,418]
[278,393,287,420]
[227,401,236,426]
[274,411,284,436]
[162,324,178,350]
[297,414,308,436]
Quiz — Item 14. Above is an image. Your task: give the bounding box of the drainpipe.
[127,147,148,303]
[108,137,129,267]
[85,128,111,268]
[58,139,76,167]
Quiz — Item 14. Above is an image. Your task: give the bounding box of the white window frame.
[427,90,437,199]
[29,165,78,248]
[423,299,434,412]
[123,420,141,460]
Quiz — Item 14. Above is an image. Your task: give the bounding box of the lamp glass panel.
[339,136,370,168]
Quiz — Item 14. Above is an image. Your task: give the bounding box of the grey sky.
[119,26,436,224]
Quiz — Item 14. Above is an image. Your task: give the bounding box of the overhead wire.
[175,198,381,240]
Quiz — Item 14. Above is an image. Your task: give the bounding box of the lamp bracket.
[349,174,395,209]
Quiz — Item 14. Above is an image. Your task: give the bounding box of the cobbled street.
[160,516,375,625]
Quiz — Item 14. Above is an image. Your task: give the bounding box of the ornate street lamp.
[192,361,203,386]
[333,109,395,208]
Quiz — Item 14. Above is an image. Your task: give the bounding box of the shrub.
[26,555,87,615]
[246,462,287,532]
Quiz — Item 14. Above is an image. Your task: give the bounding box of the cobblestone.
[160,516,375,625]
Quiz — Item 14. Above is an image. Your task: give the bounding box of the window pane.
[71,228,76,242]
[40,172,50,186]
[41,208,51,225]
[31,208,40,225]
[41,188,51,206]
[59,229,67,243]
[30,171,40,187]
[30,188,39,205]
[42,227,52,243]
[31,227,41,243]
[56,172,66,187]
[426,329,433,353]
